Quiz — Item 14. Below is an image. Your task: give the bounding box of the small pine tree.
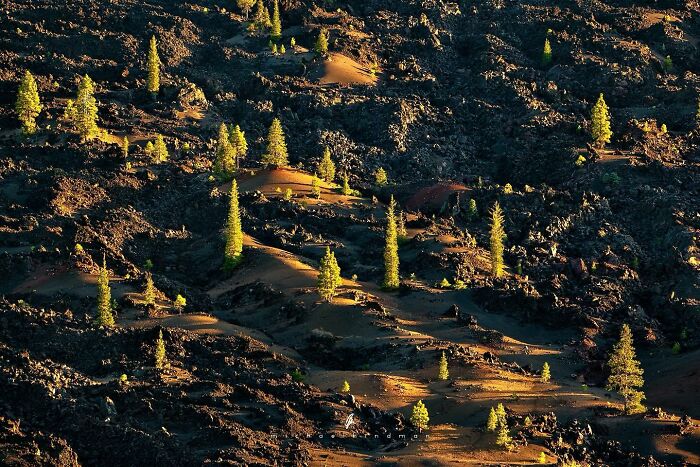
[145,141,154,157]
[318,146,336,182]
[271,43,278,54]
[174,294,186,311]
[663,55,672,73]
[495,422,511,448]
[410,400,429,432]
[144,272,156,306]
[154,329,166,370]
[224,180,244,269]
[437,351,449,380]
[607,324,646,414]
[383,195,400,289]
[541,362,551,383]
[311,173,321,198]
[229,124,248,167]
[95,256,115,327]
[315,28,329,55]
[254,0,266,29]
[591,93,612,148]
[15,70,42,135]
[122,136,129,157]
[490,202,506,278]
[262,118,288,167]
[542,37,552,66]
[341,173,351,195]
[284,187,293,200]
[152,134,169,162]
[486,407,498,432]
[495,403,507,427]
[270,0,282,41]
[375,167,388,186]
[468,198,478,220]
[397,210,407,238]
[538,452,547,464]
[237,0,256,20]
[340,380,350,393]
[280,44,286,54]
[317,247,341,302]
[215,123,236,176]
[290,37,296,47]
[147,35,160,94]
[71,75,99,140]
[524,415,532,426]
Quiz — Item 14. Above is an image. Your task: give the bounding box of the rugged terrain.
[1,0,699,465]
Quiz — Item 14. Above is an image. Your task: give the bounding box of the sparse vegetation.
[151,134,168,162]
[541,362,551,383]
[542,37,552,66]
[340,380,350,393]
[315,28,329,55]
[375,167,388,186]
[215,123,236,177]
[144,272,156,306]
[154,329,166,370]
[486,407,498,432]
[65,74,99,140]
[270,0,281,41]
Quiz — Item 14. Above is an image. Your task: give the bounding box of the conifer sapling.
[486,407,498,432]
[437,351,449,380]
[591,93,612,148]
[154,329,166,370]
[311,173,321,198]
[262,118,288,167]
[410,400,429,432]
[541,362,551,383]
[96,256,115,327]
[144,272,156,306]
[224,180,244,269]
[317,246,341,302]
[606,324,645,414]
[215,123,236,176]
[229,124,248,167]
[490,202,506,278]
[15,70,42,135]
[383,195,400,289]
[315,28,329,55]
[340,380,350,393]
[270,0,282,41]
[152,134,168,162]
[318,146,336,182]
[542,37,552,66]
[147,35,160,94]
[375,167,388,186]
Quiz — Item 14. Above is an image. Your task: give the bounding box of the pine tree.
[152,134,168,162]
[341,173,351,195]
[95,256,115,327]
[607,324,645,413]
[317,246,341,302]
[375,167,388,186]
[229,124,248,167]
[541,362,551,383]
[147,35,160,94]
[495,422,511,447]
[311,173,321,198]
[490,202,506,278]
[270,0,282,41]
[538,452,547,464]
[122,136,129,157]
[591,93,612,148]
[215,123,236,176]
[224,179,244,269]
[262,118,288,167]
[144,272,156,306]
[145,141,154,157]
[174,294,186,311]
[318,146,336,182]
[410,400,429,432]
[340,380,350,393]
[154,329,166,370]
[397,210,407,238]
[383,195,400,289]
[495,403,507,427]
[315,28,329,55]
[71,75,99,140]
[663,55,672,73]
[542,37,552,66]
[437,351,449,380]
[15,70,42,135]
[486,407,498,432]
[254,0,266,29]
[467,198,478,220]
[237,0,256,20]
